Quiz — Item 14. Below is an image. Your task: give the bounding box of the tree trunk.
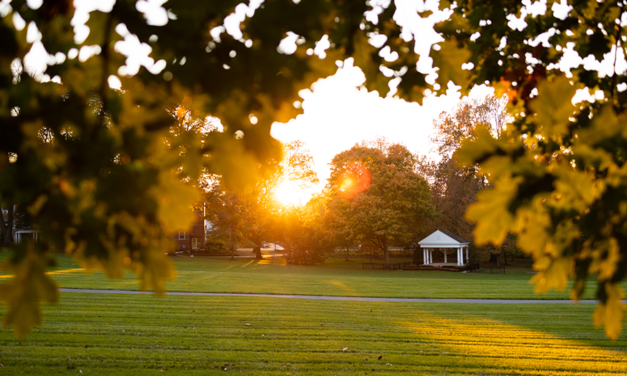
[488,253,499,264]
[383,237,389,268]
[253,246,263,260]
[230,227,234,260]
[503,250,508,265]
[0,204,14,247]
[0,206,7,246]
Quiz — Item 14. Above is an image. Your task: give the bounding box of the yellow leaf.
[578,104,621,145]
[530,256,571,294]
[352,31,379,82]
[597,238,621,281]
[466,175,522,245]
[0,248,58,338]
[515,205,551,258]
[151,171,202,233]
[529,77,577,139]
[136,247,175,294]
[593,283,625,340]
[553,166,605,212]
[455,127,502,168]
[532,255,552,271]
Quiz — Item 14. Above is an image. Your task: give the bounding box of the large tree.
[204,180,245,258]
[419,156,480,244]
[205,141,318,260]
[275,195,331,265]
[432,94,511,156]
[325,141,435,267]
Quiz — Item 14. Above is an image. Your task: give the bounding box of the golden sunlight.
[274,180,311,206]
[338,162,370,199]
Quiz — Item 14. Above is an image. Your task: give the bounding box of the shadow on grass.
[397,303,627,374]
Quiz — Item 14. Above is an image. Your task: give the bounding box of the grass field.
[2,255,626,375]
[13,254,611,300]
[1,293,625,375]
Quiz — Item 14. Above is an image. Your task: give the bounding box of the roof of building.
[437,229,469,244]
[418,229,470,247]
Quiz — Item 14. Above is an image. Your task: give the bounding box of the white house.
[418,229,470,266]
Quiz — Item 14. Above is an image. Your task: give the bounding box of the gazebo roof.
[418,229,469,248]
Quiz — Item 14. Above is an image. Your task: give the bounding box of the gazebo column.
[458,247,462,265]
[429,249,433,264]
[466,247,469,265]
[444,249,447,263]
[423,249,426,264]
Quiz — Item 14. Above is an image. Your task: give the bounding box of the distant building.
[172,207,210,252]
[3,206,40,244]
[418,229,469,266]
[14,229,40,243]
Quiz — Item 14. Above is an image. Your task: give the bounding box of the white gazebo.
[14,229,40,244]
[418,229,470,266]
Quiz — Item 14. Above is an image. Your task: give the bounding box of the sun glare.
[275,180,312,206]
[338,163,370,199]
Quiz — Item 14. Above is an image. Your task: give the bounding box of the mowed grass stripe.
[1,293,626,375]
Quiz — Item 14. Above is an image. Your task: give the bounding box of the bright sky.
[271,63,493,204]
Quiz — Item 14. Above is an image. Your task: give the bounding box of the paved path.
[59,288,596,304]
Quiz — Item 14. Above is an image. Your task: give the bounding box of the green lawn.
[24,255,609,300]
[2,255,627,374]
[0,292,625,375]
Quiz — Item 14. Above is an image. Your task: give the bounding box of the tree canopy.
[440,0,627,339]
[325,141,435,267]
[204,140,317,259]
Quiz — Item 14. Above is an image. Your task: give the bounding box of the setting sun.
[274,180,312,206]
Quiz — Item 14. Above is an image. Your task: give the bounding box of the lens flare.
[338,163,370,199]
